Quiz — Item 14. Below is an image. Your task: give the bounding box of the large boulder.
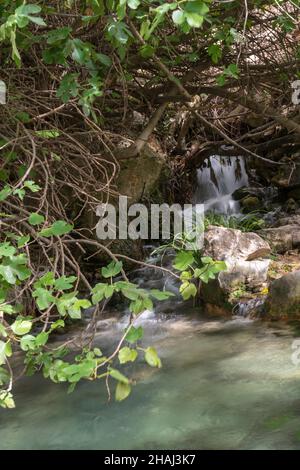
[265,270,300,318]
[201,226,271,311]
[273,215,300,227]
[117,145,167,204]
[258,225,300,253]
[203,226,271,262]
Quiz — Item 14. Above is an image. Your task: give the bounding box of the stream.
[1,155,300,450]
[1,313,300,449]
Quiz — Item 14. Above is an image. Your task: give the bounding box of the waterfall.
[194,155,249,215]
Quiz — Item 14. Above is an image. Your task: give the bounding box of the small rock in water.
[265,270,300,319]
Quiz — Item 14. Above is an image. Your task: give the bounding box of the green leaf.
[125,325,143,344]
[16,4,42,15]
[150,289,175,300]
[20,335,36,351]
[0,391,15,409]
[0,367,10,386]
[93,347,102,357]
[23,180,41,192]
[179,281,197,300]
[208,44,222,64]
[226,63,239,78]
[55,276,77,291]
[68,299,91,319]
[28,213,45,226]
[11,319,32,336]
[140,19,150,38]
[128,0,140,9]
[109,367,129,384]
[50,319,65,331]
[35,130,60,139]
[96,53,112,67]
[28,16,46,26]
[180,270,192,281]
[201,256,213,264]
[184,1,209,15]
[50,220,74,236]
[15,111,31,123]
[35,332,49,347]
[46,27,72,45]
[56,292,91,319]
[115,282,140,300]
[0,256,31,284]
[118,347,138,364]
[91,283,106,304]
[144,347,162,368]
[17,235,30,248]
[10,30,21,67]
[115,381,131,401]
[101,261,123,278]
[33,287,55,310]
[57,73,79,102]
[172,9,185,25]
[129,298,148,315]
[71,39,91,65]
[0,186,12,202]
[91,283,115,304]
[0,324,7,338]
[39,220,73,237]
[34,272,55,288]
[216,74,226,86]
[185,12,204,28]
[0,242,16,258]
[139,44,155,58]
[0,304,16,315]
[0,340,12,365]
[173,251,195,271]
[13,188,26,200]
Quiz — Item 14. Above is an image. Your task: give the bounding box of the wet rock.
[273,215,300,227]
[201,226,271,311]
[258,225,300,253]
[240,196,261,212]
[284,198,298,213]
[265,270,300,318]
[232,186,264,201]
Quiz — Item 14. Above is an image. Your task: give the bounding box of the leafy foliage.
[0,181,177,408]
[0,0,298,410]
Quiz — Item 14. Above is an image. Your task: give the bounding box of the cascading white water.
[194,155,249,215]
